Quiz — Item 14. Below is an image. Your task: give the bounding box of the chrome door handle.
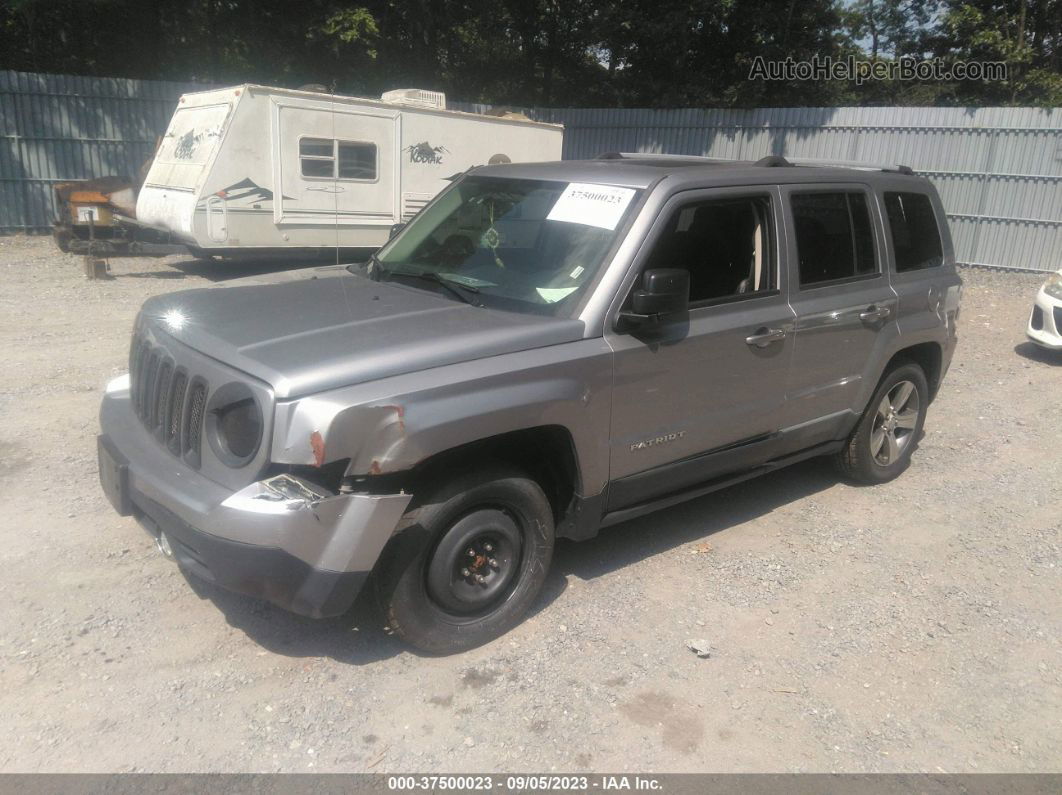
[745,327,787,347]
[860,305,891,323]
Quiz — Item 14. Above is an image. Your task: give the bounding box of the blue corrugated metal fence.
[4,70,1060,271]
[0,70,207,236]
[524,106,1062,272]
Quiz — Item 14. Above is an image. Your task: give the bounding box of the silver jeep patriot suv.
[98,154,961,652]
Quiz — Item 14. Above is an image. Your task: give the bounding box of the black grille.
[153,361,173,429]
[1031,305,1044,331]
[132,339,151,417]
[127,331,208,465]
[186,382,208,457]
[167,370,188,450]
[143,352,160,423]
[128,334,139,383]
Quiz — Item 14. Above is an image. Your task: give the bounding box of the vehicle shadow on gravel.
[1014,341,1061,365]
[182,575,406,665]
[107,256,337,283]
[120,270,191,279]
[539,458,840,599]
[166,257,325,282]
[178,258,328,282]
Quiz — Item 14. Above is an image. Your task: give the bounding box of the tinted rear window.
[884,192,943,272]
[792,192,878,286]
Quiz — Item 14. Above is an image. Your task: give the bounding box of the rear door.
[780,184,897,445]
[274,101,397,225]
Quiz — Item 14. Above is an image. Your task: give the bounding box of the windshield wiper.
[382,267,483,306]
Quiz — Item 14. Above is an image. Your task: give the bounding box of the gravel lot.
[0,234,1059,774]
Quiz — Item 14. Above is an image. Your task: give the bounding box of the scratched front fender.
[269,339,614,494]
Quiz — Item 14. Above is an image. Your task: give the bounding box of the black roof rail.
[594,152,716,161]
[593,151,916,175]
[782,156,916,174]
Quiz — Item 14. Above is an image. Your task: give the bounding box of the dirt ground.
[0,234,1058,774]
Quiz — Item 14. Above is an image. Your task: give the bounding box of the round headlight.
[206,383,263,466]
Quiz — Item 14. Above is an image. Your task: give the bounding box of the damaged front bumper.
[98,383,411,618]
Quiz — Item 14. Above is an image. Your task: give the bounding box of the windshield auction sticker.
[547,183,636,230]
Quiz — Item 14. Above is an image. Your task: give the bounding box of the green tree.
[931,0,1062,104]
[0,0,1057,106]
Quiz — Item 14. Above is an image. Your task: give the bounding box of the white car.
[1027,270,1062,350]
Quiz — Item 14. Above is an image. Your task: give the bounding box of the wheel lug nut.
[467,549,476,557]
[488,558,498,568]
[483,543,493,553]
[474,574,486,584]
[460,568,470,577]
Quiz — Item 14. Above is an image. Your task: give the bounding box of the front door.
[780,184,898,445]
[605,187,795,511]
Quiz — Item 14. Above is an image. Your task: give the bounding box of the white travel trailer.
[136,85,563,254]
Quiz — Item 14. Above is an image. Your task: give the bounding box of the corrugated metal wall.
[455,104,1062,272]
[5,70,1060,271]
[0,70,206,235]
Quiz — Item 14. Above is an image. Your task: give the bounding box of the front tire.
[374,466,554,654]
[836,362,928,484]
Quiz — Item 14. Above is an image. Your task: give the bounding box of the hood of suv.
[140,266,585,399]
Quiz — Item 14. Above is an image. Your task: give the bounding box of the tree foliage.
[838,0,1061,104]
[1,0,1058,106]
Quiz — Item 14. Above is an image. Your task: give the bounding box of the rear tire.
[835,362,928,484]
[374,465,554,654]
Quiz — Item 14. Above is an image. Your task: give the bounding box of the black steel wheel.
[374,465,554,654]
[425,509,523,615]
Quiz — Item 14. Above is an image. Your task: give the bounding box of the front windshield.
[373,176,640,314]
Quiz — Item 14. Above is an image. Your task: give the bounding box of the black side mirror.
[388,222,406,240]
[620,268,690,326]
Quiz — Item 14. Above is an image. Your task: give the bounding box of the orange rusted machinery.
[52,150,184,258]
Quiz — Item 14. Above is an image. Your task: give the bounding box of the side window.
[884,192,943,272]
[792,192,878,286]
[338,141,377,180]
[300,139,378,180]
[299,138,334,178]
[643,195,775,305]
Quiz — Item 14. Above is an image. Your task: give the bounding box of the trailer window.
[300,139,334,178]
[299,138,377,180]
[338,142,376,179]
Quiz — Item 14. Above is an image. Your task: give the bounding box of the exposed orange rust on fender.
[384,404,406,433]
[310,431,326,467]
[368,459,383,475]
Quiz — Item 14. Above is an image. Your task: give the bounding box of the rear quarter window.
[884,192,943,272]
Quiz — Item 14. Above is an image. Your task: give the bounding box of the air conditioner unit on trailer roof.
[381,89,446,110]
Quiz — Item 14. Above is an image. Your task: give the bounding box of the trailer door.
[273,101,398,226]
